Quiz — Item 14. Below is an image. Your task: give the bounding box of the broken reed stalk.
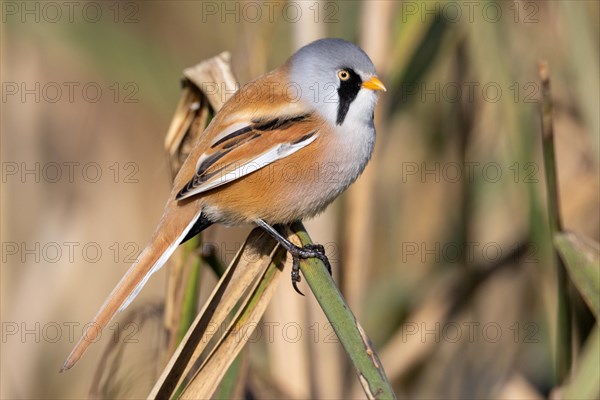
[538,61,572,383]
[162,52,239,356]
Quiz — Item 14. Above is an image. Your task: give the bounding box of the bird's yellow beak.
[362,76,387,92]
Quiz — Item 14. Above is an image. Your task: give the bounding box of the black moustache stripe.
[336,68,362,125]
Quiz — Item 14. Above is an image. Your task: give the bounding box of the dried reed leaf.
[180,247,285,399]
[164,51,237,176]
[183,51,238,111]
[148,229,279,399]
[213,351,248,400]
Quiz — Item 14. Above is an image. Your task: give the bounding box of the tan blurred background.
[1,1,598,399]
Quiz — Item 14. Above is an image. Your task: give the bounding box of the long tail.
[60,201,202,372]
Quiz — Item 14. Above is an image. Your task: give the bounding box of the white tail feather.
[118,211,201,312]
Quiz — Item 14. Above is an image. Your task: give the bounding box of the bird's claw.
[289,242,332,295]
[291,256,304,296]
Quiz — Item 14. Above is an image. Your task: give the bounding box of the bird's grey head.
[288,38,384,127]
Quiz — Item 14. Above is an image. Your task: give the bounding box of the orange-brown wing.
[176,112,324,200]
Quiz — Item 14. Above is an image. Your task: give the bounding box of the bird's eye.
[338,70,350,81]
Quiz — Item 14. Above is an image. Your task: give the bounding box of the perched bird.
[62,38,385,371]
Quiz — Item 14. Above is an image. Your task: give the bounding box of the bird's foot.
[289,243,332,296]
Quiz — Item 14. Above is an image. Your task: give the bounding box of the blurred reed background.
[1,0,598,398]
